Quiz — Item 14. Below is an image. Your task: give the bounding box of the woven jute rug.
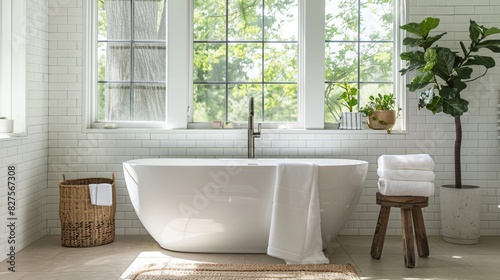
[127,263,360,280]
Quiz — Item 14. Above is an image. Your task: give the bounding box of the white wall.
[0,0,49,263]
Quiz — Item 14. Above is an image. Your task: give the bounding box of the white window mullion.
[394,0,407,132]
[166,0,190,129]
[300,0,325,129]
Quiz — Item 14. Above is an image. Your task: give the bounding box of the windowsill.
[0,132,28,141]
[83,123,407,135]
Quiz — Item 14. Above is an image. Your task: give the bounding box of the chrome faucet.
[248,97,261,158]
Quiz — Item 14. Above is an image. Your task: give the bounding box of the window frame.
[323,0,406,131]
[191,0,300,125]
[85,0,406,131]
[96,1,167,123]
[0,0,26,137]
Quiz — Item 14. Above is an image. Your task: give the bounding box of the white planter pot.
[440,185,481,244]
[339,112,362,130]
[0,119,14,133]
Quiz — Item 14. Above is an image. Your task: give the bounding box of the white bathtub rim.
[124,158,368,167]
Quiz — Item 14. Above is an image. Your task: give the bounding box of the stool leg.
[401,207,415,268]
[412,207,429,258]
[371,206,391,259]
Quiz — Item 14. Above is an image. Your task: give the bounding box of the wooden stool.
[370,192,429,268]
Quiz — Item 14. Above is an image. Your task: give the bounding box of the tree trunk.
[105,0,166,121]
[454,116,462,188]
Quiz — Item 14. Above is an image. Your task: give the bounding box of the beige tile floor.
[1,234,500,279]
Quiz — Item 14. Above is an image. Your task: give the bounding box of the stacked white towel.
[377,154,435,197]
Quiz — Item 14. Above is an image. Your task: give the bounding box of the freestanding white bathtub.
[123,158,368,253]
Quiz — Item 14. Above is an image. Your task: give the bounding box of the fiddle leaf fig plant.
[400,17,500,188]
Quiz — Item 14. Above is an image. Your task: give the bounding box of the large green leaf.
[420,17,440,38]
[424,48,436,70]
[469,20,482,42]
[425,96,442,114]
[403,37,423,47]
[400,22,423,37]
[400,51,425,61]
[442,97,469,117]
[402,33,447,49]
[438,86,458,99]
[460,41,468,56]
[454,67,473,79]
[400,62,426,76]
[424,48,437,62]
[421,32,447,49]
[432,48,455,80]
[476,40,500,53]
[484,27,500,37]
[408,70,434,91]
[463,55,496,68]
[400,51,426,75]
[452,78,467,94]
[418,89,441,113]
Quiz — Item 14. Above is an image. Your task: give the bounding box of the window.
[192,0,299,123]
[0,0,26,135]
[87,0,404,130]
[96,0,166,122]
[324,0,395,123]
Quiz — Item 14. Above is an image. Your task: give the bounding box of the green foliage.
[193,0,298,122]
[400,17,500,117]
[324,84,343,123]
[324,0,394,122]
[335,82,358,112]
[194,0,395,123]
[359,93,400,117]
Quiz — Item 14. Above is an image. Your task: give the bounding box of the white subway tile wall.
[1,0,500,263]
[0,0,50,262]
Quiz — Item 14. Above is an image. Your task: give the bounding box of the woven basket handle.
[112,172,115,182]
[62,174,66,182]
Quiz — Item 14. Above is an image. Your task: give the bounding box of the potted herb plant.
[400,17,500,244]
[360,93,400,133]
[337,82,362,130]
[0,114,14,133]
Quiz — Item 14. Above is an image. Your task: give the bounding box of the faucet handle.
[257,123,262,133]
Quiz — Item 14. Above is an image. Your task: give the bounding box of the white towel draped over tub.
[267,162,329,264]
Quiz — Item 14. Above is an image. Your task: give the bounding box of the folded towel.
[377,168,435,181]
[378,154,434,171]
[96,183,113,206]
[267,162,329,264]
[378,178,434,196]
[89,183,98,205]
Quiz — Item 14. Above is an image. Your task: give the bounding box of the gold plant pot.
[366,110,396,130]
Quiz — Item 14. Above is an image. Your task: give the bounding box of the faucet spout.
[248,97,261,158]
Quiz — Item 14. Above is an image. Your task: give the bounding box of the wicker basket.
[59,173,116,247]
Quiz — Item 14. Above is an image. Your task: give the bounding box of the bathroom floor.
[1,235,499,279]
